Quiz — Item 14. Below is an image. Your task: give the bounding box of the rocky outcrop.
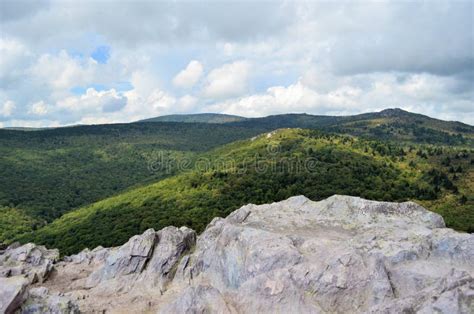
[0,243,59,284]
[165,195,473,313]
[0,195,472,313]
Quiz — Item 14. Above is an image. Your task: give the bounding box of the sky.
[0,0,473,127]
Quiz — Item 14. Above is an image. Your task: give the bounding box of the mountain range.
[0,108,472,255]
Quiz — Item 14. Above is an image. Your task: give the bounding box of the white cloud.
[120,71,198,122]
[172,60,203,88]
[203,60,251,98]
[206,81,360,117]
[28,100,49,115]
[0,100,16,117]
[30,50,97,91]
[0,1,472,126]
[146,90,177,111]
[204,72,474,124]
[0,38,32,87]
[57,88,127,113]
[123,70,177,118]
[0,1,295,47]
[126,89,197,116]
[177,95,198,111]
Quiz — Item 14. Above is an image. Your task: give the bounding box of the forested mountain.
[141,108,474,145]
[225,109,474,145]
[17,129,473,255]
[0,123,266,221]
[1,109,472,253]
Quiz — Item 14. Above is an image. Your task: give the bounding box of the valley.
[1,109,472,255]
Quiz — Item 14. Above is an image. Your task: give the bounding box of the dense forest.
[15,129,473,255]
[227,109,474,146]
[0,123,266,221]
[1,109,472,254]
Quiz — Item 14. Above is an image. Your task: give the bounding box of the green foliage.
[19,129,472,255]
[2,109,473,255]
[1,110,470,222]
[0,207,43,244]
[0,122,266,221]
[227,109,474,145]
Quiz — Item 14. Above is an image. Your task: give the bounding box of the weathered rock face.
[0,277,29,314]
[1,195,473,313]
[166,195,473,313]
[20,287,79,314]
[0,243,59,284]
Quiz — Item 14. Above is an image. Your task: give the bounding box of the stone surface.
[20,287,80,314]
[42,226,196,313]
[0,276,29,314]
[0,195,472,313]
[0,243,59,284]
[168,195,473,313]
[85,228,157,288]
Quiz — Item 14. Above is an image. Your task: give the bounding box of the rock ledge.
[1,195,472,313]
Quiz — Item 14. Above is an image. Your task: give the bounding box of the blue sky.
[91,45,110,64]
[0,1,473,127]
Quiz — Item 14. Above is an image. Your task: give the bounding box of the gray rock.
[141,226,196,290]
[159,285,234,314]
[85,228,157,287]
[0,243,59,284]
[1,195,472,313]
[168,195,473,313]
[20,287,79,314]
[0,276,29,314]
[63,245,109,265]
[85,226,196,292]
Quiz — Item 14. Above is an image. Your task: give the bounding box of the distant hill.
[226,108,474,145]
[4,127,50,131]
[139,113,246,124]
[140,109,474,145]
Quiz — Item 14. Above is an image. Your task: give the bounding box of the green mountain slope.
[20,129,473,255]
[141,109,474,145]
[7,107,467,223]
[139,113,246,123]
[0,122,266,221]
[0,207,43,244]
[227,109,474,145]
[1,109,472,251]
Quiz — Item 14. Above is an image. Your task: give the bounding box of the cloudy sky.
[0,0,473,127]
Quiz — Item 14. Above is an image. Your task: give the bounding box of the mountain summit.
[1,195,472,313]
[378,107,412,116]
